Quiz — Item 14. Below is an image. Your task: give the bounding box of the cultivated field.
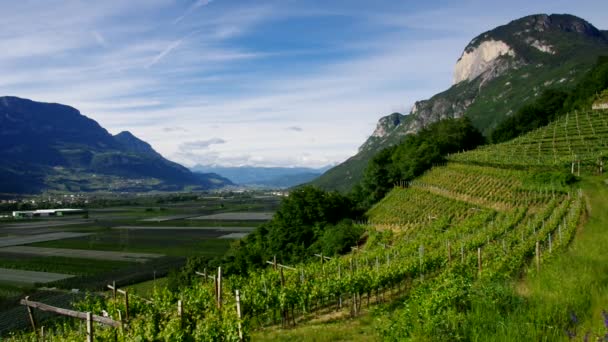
[218,232,250,239]
[0,191,281,337]
[139,214,199,222]
[112,225,254,232]
[0,268,73,285]
[0,246,163,263]
[0,232,92,248]
[30,229,234,256]
[0,220,91,229]
[189,211,274,220]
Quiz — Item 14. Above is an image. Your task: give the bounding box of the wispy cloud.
[146,38,185,68]
[174,0,213,24]
[286,126,303,132]
[92,31,107,47]
[163,126,188,133]
[179,138,227,152]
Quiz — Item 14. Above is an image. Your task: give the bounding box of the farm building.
[12,208,87,218]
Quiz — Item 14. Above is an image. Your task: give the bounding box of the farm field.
[30,228,236,256]
[0,232,92,248]
[0,246,163,262]
[0,268,74,285]
[112,225,254,232]
[0,191,281,336]
[0,219,91,229]
[139,214,199,222]
[0,253,136,277]
[189,211,274,221]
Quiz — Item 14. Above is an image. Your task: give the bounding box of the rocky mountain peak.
[357,112,406,153]
[453,14,605,86]
[370,113,403,138]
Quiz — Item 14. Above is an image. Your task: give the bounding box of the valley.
[0,191,280,336]
[0,6,607,342]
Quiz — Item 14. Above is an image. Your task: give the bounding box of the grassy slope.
[253,312,379,341]
[466,175,608,341]
[252,175,608,342]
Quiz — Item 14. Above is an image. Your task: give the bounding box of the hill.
[312,14,608,192]
[0,96,232,193]
[253,108,608,340]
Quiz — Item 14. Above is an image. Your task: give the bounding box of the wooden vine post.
[107,283,130,321]
[477,247,482,276]
[213,275,218,304]
[23,296,37,332]
[235,290,243,341]
[177,300,183,328]
[217,267,222,310]
[447,241,452,265]
[418,244,424,281]
[535,241,541,271]
[264,259,297,327]
[460,244,464,263]
[21,297,120,342]
[86,312,93,342]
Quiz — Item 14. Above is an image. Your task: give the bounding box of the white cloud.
[174,0,213,24]
[179,138,227,152]
[146,38,185,68]
[286,126,303,132]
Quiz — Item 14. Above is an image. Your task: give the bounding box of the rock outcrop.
[453,40,515,84]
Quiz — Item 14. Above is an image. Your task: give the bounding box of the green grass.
[462,176,608,341]
[0,283,29,302]
[124,277,169,297]
[252,312,380,342]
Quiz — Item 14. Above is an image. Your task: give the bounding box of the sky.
[0,0,606,168]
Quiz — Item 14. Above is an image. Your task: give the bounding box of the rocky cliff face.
[454,40,515,84]
[358,113,407,153]
[312,13,608,192]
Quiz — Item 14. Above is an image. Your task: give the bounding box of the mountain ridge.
[0,96,232,193]
[311,13,608,192]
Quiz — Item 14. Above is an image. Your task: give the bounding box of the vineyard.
[449,109,608,172]
[8,111,608,341]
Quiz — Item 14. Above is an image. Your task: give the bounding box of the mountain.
[113,131,161,158]
[191,165,331,188]
[0,96,232,193]
[312,14,608,192]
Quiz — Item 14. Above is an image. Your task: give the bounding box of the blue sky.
[1,0,606,168]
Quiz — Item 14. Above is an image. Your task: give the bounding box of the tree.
[357,117,485,207]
